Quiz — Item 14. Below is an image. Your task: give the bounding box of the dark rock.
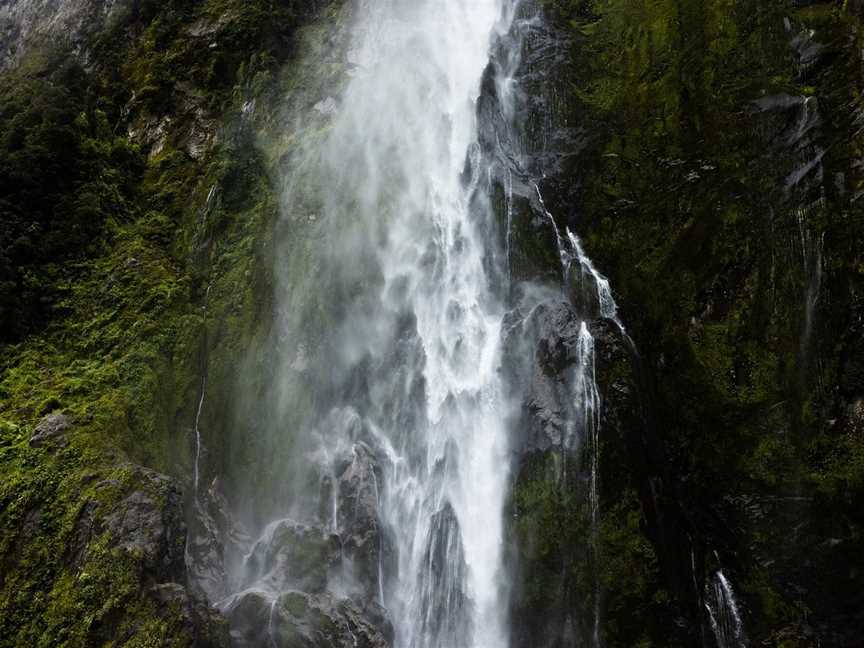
[151,583,230,648]
[502,299,587,453]
[222,589,392,648]
[243,520,340,594]
[29,412,70,447]
[187,478,252,602]
[336,442,384,599]
[566,260,604,320]
[104,466,186,583]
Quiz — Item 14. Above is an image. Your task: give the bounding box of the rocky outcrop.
[503,296,657,648]
[503,299,589,453]
[222,589,392,648]
[336,442,386,600]
[102,466,229,645]
[244,520,340,594]
[105,467,187,582]
[203,435,392,645]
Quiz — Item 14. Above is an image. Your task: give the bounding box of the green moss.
[598,490,666,646]
[538,0,864,642]
[0,0,331,641]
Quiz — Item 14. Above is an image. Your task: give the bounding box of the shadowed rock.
[336,442,384,599]
[244,520,340,594]
[222,589,392,648]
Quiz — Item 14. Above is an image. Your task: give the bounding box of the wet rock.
[506,191,562,285]
[188,478,252,602]
[29,412,70,447]
[566,261,604,320]
[502,299,586,453]
[244,520,340,594]
[221,589,273,646]
[222,589,392,648]
[336,442,384,598]
[151,583,230,648]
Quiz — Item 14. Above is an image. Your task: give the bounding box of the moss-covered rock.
[521,0,864,644]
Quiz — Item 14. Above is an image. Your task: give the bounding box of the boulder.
[104,467,186,583]
[29,412,70,447]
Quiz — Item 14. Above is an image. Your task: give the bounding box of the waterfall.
[327,2,517,644]
[220,1,521,647]
[208,1,630,646]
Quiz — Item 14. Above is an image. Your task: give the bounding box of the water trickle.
[705,569,748,648]
[535,178,620,648]
[193,375,206,497]
[266,598,278,648]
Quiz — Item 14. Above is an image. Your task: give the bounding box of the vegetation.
[527,0,864,643]
[0,0,325,643]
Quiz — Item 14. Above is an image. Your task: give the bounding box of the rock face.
[244,520,340,594]
[503,295,652,647]
[105,468,187,582]
[104,466,229,646]
[0,0,132,69]
[503,300,591,453]
[336,442,386,599]
[497,0,864,646]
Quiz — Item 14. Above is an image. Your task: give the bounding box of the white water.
[213,0,632,644]
[328,2,516,645]
[705,568,747,648]
[193,375,206,496]
[240,0,519,646]
[538,179,620,648]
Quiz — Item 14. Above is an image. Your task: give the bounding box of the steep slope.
[509,0,864,645]
[0,0,332,644]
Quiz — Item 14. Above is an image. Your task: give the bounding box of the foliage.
[0,58,143,342]
[536,0,864,642]
[0,0,320,642]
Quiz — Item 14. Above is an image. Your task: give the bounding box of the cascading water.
[199,2,631,646]
[705,568,748,648]
[540,190,618,648]
[217,1,521,646]
[327,3,517,645]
